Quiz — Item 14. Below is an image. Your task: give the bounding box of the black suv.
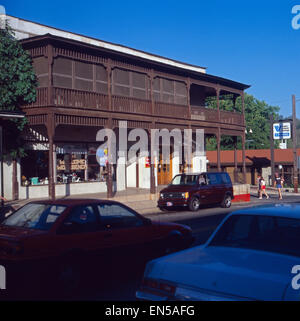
[158,172,233,211]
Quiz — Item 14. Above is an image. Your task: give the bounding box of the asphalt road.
[6,194,300,301]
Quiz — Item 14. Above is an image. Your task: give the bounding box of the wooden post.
[47,113,56,200]
[106,61,113,198]
[234,136,238,182]
[270,114,275,186]
[293,95,298,193]
[242,132,246,183]
[12,159,18,200]
[217,128,221,172]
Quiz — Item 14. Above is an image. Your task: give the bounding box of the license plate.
[167,202,173,207]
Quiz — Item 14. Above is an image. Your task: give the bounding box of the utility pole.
[270,114,275,187]
[293,95,298,193]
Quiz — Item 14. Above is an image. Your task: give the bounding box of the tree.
[205,94,280,150]
[0,23,37,159]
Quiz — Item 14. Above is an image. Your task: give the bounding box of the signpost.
[273,122,291,139]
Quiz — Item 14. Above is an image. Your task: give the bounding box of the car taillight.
[142,278,176,295]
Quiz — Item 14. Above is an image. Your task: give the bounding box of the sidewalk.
[6,185,300,216]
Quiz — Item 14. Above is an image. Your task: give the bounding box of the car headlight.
[182,192,189,199]
[160,193,164,198]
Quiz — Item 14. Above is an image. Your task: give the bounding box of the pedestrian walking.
[259,177,269,199]
[274,172,283,200]
[257,174,262,198]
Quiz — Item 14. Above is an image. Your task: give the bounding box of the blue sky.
[2,0,300,117]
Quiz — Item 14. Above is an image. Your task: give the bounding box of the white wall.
[0,161,13,200]
[19,181,107,200]
[126,161,136,187]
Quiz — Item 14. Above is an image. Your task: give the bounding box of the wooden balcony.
[220,109,244,125]
[191,105,244,125]
[112,95,151,115]
[21,87,244,127]
[21,87,48,108]
[155,102,189,119]
[53,87,108,110]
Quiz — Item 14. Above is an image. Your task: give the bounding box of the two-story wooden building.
[4,15,250,200]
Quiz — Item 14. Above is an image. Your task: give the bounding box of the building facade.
[3,16,250,200]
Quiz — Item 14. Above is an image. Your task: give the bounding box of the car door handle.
[104,233,112,238]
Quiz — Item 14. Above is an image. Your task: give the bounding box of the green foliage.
[205,93,280,150]
[0,23,37,159]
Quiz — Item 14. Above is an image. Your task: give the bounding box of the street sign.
[273,122,291,139]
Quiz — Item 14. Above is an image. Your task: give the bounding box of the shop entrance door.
[157,153,173,185]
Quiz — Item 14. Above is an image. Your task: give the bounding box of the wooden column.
[187,78,191,119]
[47,113,56,200]
[216,88,221,171]
[148,127,156,195]
[217,128,221,171]
[241,93,246,183]
[106,61,113,198]
[12,159,18,200]
[242,132,247,184]
[234,136,238,183]
[149,72,156,195]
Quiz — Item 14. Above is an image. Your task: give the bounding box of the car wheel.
[164,231,183,254]
[188,196,200,211]
[221,194,232,208]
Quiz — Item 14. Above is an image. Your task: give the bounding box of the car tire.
[164,231,183,254]
[54,252,84,297]
[188,196,200,212]
[221,194,232,208]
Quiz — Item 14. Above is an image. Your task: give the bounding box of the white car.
[136,204,300,301]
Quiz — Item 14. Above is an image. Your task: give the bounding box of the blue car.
[137,204,300,301]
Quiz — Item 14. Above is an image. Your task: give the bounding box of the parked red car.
[0,199,193,294]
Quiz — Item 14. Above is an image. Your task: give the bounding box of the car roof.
[230,203,300,220]
[175,172,226,176]
[28,199,122,207]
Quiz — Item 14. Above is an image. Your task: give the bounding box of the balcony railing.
[53,87,108,110]
[191,105,244,125]
[191,106,218,122]
[220,109,244,125]
[21,87,244,126]
[22,87,48,108]
[112,95,151,115]
[155,102,189,119]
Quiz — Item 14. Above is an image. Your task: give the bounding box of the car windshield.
[1,203,66,231]
[171,174,198,186]
[209,214,300,257]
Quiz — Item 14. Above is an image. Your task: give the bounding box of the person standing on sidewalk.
[274,172,283,200]
[257,174,262,198]
[259,177,269,199]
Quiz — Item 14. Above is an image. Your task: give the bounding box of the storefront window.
[20,143,114,186]
[21,150,49,186]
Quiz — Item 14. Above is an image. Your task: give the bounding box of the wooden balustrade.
[21,87,244,127]
[21,87,48,108]
[53,87,108,110]
[220,110,244,125]
[155,102,189,119]
[112,95,151,115]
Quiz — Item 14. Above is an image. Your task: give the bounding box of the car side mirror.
[143,218,152,226]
